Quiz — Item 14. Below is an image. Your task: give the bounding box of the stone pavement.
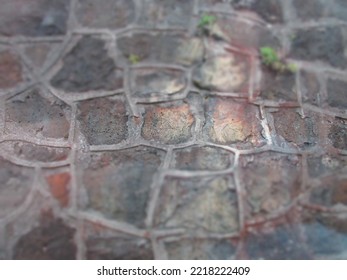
[0,0,347,260]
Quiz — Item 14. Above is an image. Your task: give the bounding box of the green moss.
[128,54,140,64]
[259,46,297,73]
[198,14,216,28]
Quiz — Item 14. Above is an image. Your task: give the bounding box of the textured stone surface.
[78,147,165,227]
[75,0,135,29]
[307,154,347,178]
[155,176,239,234]
[77,97,128,145]
[5,88,70,139]
[300,70,321,105]
[142,103,194,144]
[328,118,347,150]
[0,51,23,89]
[46,172,71,207]
[327,78,347,109]
[203,97,263,147]
[51,36,123,92]
[171,146,233,171]
[0,0,70,37]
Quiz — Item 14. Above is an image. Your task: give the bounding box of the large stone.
[0,51,23,89]
[51,36,123,92]
[300,70,321,106]
[154,176,239,234]
[77,97,128,145]
[327,78,347,109]
[0,0,70,37]
[78,146,165,227]
[5,88,70,139]
[75,0,135,29]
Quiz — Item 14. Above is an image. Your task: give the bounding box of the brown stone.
[0,51,22,89]
[46,173,71,207]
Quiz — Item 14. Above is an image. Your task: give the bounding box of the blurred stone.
[0,51,22,89]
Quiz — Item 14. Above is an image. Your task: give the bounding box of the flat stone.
[117,33,204,66]
[259,67,297,101]
[231,0,283,23]
[75,0,135,29]
[245,224,310,259]
[193,53,250,93]
[171,145,233,171]
[51,36,123,92]
[293,0,347,22]
[327,78,347,109]
[141,103,194,144]
[0,0,70,37]
[137,0,193,29]
[203,97,264,147]
[290,27,347,68]
[239,152,302,220]
[0,142,69,163]
[165,238,237,260]
[5,88,70,139]
[0,156,34,219]
[328,118,347,150]
[300,70,321,106]
[45,172,71,208]
[307,154,347,178]
[154,176,239,234]
[270,108,318,149]
[130,68,186,97]
[78,146,165,227]
[13,217,76,259]
[0,50,22,89]
[77,97,128,145]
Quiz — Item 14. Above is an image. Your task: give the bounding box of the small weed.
[259,46,297,73]
[128,54,140,64]
[198,14,216,28]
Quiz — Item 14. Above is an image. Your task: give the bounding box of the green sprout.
[128,54,140,64]
[198,14,216,28]
[259,46,297,73]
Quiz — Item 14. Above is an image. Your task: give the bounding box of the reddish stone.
[46,173,71,207]
[0,51,22,89]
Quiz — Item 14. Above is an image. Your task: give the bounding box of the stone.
[327,78,347,109]
[51,36,123,92]
[154,176,239,234]
[0,0,70,37]
[46,172,71,207]
[137,0,193,29]
[165,238,237,260]
[24,42,58,69]
[171,145,233,171]
[270,108,318,148]
[117,33,204,66]
[141,103,194,144]
[203,97,264,147]
[0,142,69,163]
[13,217,76,259]
[77,97,128,145]
[328,118,347,150]
[290,27,347,68]
[259,67,297,101]
[300,70,321,106]
[307,154,347,178]
[75,0,135,29]
[239,152,302,220]
[245,224,310,259]
[0,51,22,89]
[5,88,70,139]
[231,0,283,23]
[193,53,250,93]
[0,156,34,219]
[130,68,186,97]
[78,146,165,227]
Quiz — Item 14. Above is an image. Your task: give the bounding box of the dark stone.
[0,51,22,89]
[300,70,321,105]
[231,0,283,23]
[77,97,128,145]
[309,178,347,207]
[51,36,123,92]
[290,27,347,68]
[327,78,347,109]
[13,218,76,259]
[86,237,153,260]
[307,154,347,178]
[0,0,70,37]
[328,118,347,150]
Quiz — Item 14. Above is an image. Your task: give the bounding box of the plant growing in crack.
[259,46,297,73]
[128,54,140,64]
[198,14,216,29]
